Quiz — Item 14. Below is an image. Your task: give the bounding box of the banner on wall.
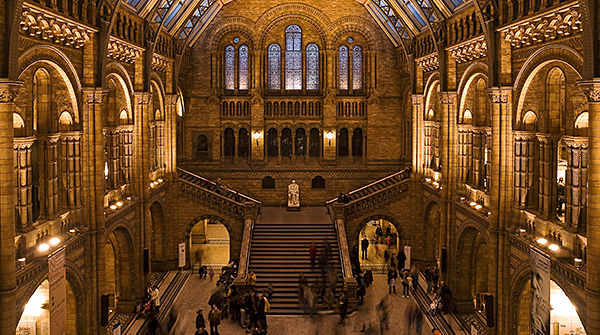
[178,242,186,268]
[530,248,551,335]
[404,245,411,270]
[49,248,67,335]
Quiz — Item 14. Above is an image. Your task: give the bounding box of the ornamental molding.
[108,37,143,64]
[152,54,173,72]
[563,136,588,149]
[502,4,581,49]
[165,95,178,106]
[488,91,509,104]
[135,93,152,105]
[20,3,95,49]
[578,81,600,102]
[411,95,423,106]
[439,92,456,105]
[416,54,439,72]
[14,137,36,149]
[84,90,107,105]
[448,36,487,64]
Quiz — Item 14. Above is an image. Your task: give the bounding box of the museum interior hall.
[0,0,598,334]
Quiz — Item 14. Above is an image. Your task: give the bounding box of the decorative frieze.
[108,37,143,63]
[20,3,95,49]
[416,54,439,72]
[152,54,172,72]
[448,37,487,64]
[503,4,582,49]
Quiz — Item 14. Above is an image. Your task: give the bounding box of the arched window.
[338,128,349,156]
[339,46,349,90]
[267,128,278,157]
[281,128,292,157]
[309,128,320,157]
[13,113,25,128]
[225,45,235,90]
[268,44,281,90]
[352,128,363,156]
[306,44,319,90]
[58,111,73,132]
[238,128,249,157]
[239,45,249,90]
[224,128,235,157]
[353,45,362,90]
[295,128,306,156]
[285,25,302,90]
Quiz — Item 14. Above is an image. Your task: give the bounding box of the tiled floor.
[173,273,434,335]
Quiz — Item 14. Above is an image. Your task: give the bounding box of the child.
[209,269,215,282]
[267,283,273,301]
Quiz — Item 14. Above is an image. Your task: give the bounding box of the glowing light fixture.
[326,131,334,145]
[49,237,60,246]
[116,201,123,207]
[110,205,117,210]
[253,131,261,145]
[470,202,477,207]
[434,171,440,181]
[38,243,50,252]
[158,178,163,183]
[537,238,548,245]
[69,229,76,233]
[548,244,559,251]
[519,229,527,233]
[475,204,483,210]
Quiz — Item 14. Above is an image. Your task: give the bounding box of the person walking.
[246,270,257,292]
[425,265,434,294]
[257,292,269,331]
[387,267,398,294]
[148,285,160,313]
[397,250,406,270]
[361,236,369,260]
[215,178,222,194]
[267,283,274,301]
[338,291,348,325]
[195,309,206,330]
[309,240,317,268]
[208,304,221,335]
[401,268,412,297]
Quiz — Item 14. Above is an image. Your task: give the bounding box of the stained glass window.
[225,45,235,90]
[339,46,349,90]
[239,45,248,90]
[285,25,302,90]
[353,45,362,90]
[306,44,319,90]
[268,44,281,90]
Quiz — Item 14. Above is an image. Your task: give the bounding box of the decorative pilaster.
[472,126,485,189]
[536,133,560,219]
[60,133,81,208]
[14,138,34,231]
[412,95,424,174]
[513,132,536,208]
[164,94,178,174]
[457,124,473,183]
[563,136,588,231]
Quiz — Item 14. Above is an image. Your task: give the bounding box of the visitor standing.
[425,265,434,294]
[361,236,369,260]
[195,309,206,330]
[246,270,257,292]
[208,304,221,335]
[387,267,398,294]
[339,291,348,325]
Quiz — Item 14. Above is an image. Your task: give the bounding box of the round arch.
[355,215,404,270]
[455,224,490,306]
[186,215,233,270]
[424,200,441,262]
[105,226,138,308]
[150,201,166,264]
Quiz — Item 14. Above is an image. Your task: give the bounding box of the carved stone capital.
[411,95,423,106]
[563,135,588,149]
[165,95,178,106]
[83,89,108,105]
[513,131,536,141]
[13,137,35,150]
[134,93,152,106]
[0,79,24,103]
[577,80,600,103]
[487,87,512,104]
[439,92,457,105]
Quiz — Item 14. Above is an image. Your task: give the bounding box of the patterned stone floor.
[172,273,436,335]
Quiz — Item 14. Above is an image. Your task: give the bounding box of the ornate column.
[457,124,472,183]
[513,132,536,208]
[164,94,178,175]
[563,136,588,232]
[0,79,22,335]
[412,95,424,174]
[60,133,81,208]
[423,121,434,173]
[472,126,485,189]
[14,138,34,231]
[106,129,120,190]
[579,79,600,334]
[536,133,560,219]
[45,135,59,216]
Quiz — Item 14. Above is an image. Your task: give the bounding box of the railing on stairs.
[177,168,261,280]
[325,167,412,218]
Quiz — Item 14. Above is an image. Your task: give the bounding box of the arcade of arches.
[1,0,600,334]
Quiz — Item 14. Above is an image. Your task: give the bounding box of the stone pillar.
[0,80,21,335]
[80,88,108,335]
[457,124,472,183]
[61,133,81,208]
[563,136,588,231]
[412,95,424,174]
[486,88,513,335]
[513,132,536,208]
[423,121,434,173]
[14,138,34,231]
[472,127,484,189]
[579,79,600,334]
[164,95,178,175]
[536,133,559,219]
[44,136,59,216]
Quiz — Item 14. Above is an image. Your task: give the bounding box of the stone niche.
[192,131,213,160]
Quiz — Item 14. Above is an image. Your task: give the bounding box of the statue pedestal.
[287,204,301,211]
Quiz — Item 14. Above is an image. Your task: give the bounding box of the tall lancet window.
[268,44,281,90]
[353,45,363,90]
[306,43,319,90]
[238,45,249,90]
[285,25,302,90]
[339,46,349,90]
[225,45,235,90]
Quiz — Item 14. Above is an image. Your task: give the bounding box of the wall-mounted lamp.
[326,131,334,146]
[253,131,261,145]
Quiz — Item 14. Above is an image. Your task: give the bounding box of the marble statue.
[288,180,300,208]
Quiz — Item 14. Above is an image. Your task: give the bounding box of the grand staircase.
[249,206,344,314]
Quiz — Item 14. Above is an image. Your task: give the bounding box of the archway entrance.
[456,227,489,312]
[516,279,586,334]
[358,219,401,269]
[105,228,135,312]
[150,201,166,268]
[17,279,78,335]
[190,219,230,272]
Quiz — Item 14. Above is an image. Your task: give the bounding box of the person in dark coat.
[339,291,349,325]
[229,285,240,322]
[397,250,406,270]
[208,304,221,335]
[361,236,369,260]
[196,309,206,330]
[439,281,453,314]
[257,292,268,330]
[387,267,398,294]
[363,269,374,287]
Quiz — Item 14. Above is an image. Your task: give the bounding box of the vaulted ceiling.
[126,0,467,48]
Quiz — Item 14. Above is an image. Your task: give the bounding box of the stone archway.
[105,227,136,312]
[189,218,231,272]
[150,201,166,267]
[355,216,404,272]
[424,201,440,263]
[455,226,489,313]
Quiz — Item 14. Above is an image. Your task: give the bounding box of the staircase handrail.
[327,202,354,281]
[178,168,262,204]
[237,202,258,281]
[325,166,411,205]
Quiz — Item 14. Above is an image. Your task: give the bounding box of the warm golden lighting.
[470,202,477,207]
[548,244,559,251]
[49,237,60,246]
[537,238,548,245]
[110,205,117,210]
[38,243,49,252]
[116,201,123,207]
[475,204,483,210]
[326,131,334,145]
